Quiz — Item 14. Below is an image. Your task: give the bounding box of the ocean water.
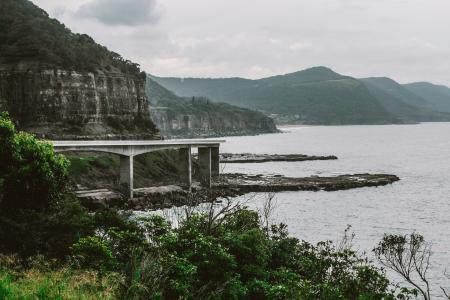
[218,123,450,297]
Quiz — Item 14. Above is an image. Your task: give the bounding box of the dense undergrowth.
[66,150,180,190]
[0,0,143,75]
[0,112,432,299]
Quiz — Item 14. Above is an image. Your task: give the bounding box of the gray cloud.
[32,0,450,85]
[76,0,160,26]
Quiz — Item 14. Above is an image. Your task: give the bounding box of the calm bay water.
[219,123,450,296]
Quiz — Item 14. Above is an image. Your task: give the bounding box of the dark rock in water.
[215,173,400,192]
[220,153,338,163]
[74,173,400,211]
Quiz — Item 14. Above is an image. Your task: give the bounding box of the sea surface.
[217,123,450,297]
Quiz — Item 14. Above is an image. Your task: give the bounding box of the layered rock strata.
[0,65,159,139]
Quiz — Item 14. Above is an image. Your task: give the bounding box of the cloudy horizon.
[33,0,450,85]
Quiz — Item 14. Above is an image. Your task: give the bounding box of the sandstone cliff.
[147,77,278,138]
[0,0,159,140]
[0,65,158,139]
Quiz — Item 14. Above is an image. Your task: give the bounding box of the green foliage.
[0,258,119,299]
[0,196,95,258]
[0,0,143,76]
[66,151,180,190]
[0,112,69,212]
[71,236,116,271]
[0,113,93,258]
[116,208,407,300]
[68,155,118,177]
[146,78,277,137]
[374,233,432,300]
[150,68,398,125]
[0,119,413,299]
[404,82,450,113]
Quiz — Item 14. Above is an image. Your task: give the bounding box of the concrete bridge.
[52,139,225,199]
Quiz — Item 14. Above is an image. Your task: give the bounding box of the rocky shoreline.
[220,153,338,163]
[75,173,399,211]
[215,173,399,192]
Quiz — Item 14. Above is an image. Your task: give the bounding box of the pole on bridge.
[211,147,220,177]
[178,147,192,188]
[120,155,134,199]
[198,147,211,188]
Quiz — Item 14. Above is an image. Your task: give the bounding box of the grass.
[0,268,119,300]
[64,151,181,189]
[68,155,119,177]
[0,256,119,300]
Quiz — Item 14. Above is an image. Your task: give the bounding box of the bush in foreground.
[0,111,425,299]
[0,255,118,299]
[0,112,69,212]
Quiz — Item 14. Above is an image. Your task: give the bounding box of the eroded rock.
[220,153,338,163]
[74,173,400,211]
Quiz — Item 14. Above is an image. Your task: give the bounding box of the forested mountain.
[403,82,450,113]
[361,78,450,122]
[152,67,450,125]
[0,0,141,75]
[151,67,398,125]
[146,78,277,137]
[0,0,157,139]
[361,77,436,111]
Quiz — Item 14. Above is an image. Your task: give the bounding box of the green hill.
[361,78,450,122]
[0,0,141,75]
[152,67,450,125]
[146,77,277,137]
[151,67,397,125]
[361,77,436,110]
[0,0,158,139]
[403,82,450,113]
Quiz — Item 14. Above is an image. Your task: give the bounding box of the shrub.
[71,236,116,271]
[116,207,408,300]
[0,112,69,212]
[0,196,95,258]
[0,260,119,299]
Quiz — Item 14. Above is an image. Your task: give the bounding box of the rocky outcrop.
[220,153,338,163]
[146,77,278,138]
[150,106,277,138]
[73,173,400,211]
[216,173,400,193]
[0,64,159,140]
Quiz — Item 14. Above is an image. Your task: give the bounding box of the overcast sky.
[33,0,450,85]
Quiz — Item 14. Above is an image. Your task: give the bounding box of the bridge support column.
[120,155,134,199]
[178,147,192,188]
[211,147,220,177]
[198,147,211,188]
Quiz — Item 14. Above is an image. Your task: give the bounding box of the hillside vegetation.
[0,0,160,140]
[403,82,450,113]
[361,77,450,122]
[147,77,277,137]
[151,67,397,125]
[0,0,142,75]
[152,67,450,125]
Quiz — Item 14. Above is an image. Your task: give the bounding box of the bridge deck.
[52,139,225,199]
[53,139,225,147]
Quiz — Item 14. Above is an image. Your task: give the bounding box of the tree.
[0,111,69,211]
[0,112,92,257]
[374,233,432,300]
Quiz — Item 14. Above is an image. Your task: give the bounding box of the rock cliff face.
[146,77,278,138]
[150,107,277,138]
[0,0,159,140]
[0,64,159,139]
